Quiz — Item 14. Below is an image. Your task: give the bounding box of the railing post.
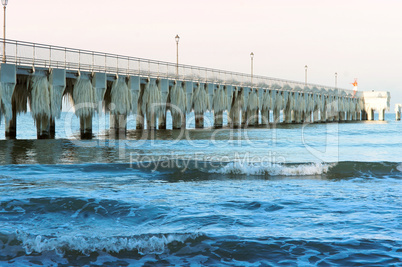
[49,45,51,68]
[78,50,81,70]
[33,43,35,67]
[104,53,107,73]
[127,56,129,75]
[64,47,66,69]
[92,51,94,72]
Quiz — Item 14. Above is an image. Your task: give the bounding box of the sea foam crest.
[16,231,199,255]
[397,163,402,172]
[211,162,332,176]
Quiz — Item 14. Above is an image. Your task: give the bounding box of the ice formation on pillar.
[190,83,208,114]
[111,76,131,116]
[358,98,364,112]
[72,76,95,118]
[246,89,259,115]
[12,76,29,116]
[142,79,161,119]
[49,77,66,120]
[168,81,186,118]
[0,81,16,124]
[212,85,227,113]
[29,75,51,121]
[157,80,169,119]
[261,89,270,114]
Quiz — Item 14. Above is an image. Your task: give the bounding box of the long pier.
[0,39,391,139]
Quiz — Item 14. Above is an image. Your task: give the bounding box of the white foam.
[211,162,332,176]
[16,231,199,255]
[397,163,402,172]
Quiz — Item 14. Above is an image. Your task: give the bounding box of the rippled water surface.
[0,113,401,266]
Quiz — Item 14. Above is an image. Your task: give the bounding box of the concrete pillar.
[80,115,93,139]
[36,116,50,139]
[378,109,385,121]
[5,103,17,139]
[49,118,56,138]
[136,83,145,130]
[110,114,127,136]
[273,109,280,124]
[357,111,361,121]
[284,108,292,124]
[158,79,169,129]
[230,89,241,128]
[195,112,204,128]
[1,64,17,138]
[396,104,401,120]
[313,110,319,123]
[214,111,223,128]
[367,109,374,121]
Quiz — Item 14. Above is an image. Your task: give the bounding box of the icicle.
[158,80,169,119]
[246,89,259,114]
[141,79,161,118]
[111,76,131,115]
[49,83,66,120]
[191,83,208,114]
[0,82,16,124]
[213,85,227,113]
[29,75,51,120]
[12,76,29,115]
[270,90,276,111]
[72,76,95,118]
[169,81,186,117]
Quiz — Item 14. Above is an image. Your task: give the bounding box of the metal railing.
[1,38,356,95]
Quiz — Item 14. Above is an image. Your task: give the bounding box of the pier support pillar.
[36,116,51,139]
[395,104,401,120]
[378,109,385,121]
[158,114,166,129]
[5,104,17,139]
[367,109,374,121]
[136,106,145,130]
[214,111,223,128]
[172,112,182,129]
[313,110,319,123]
[284,109,292,124]
[273,109,280,124]
[195,112,204,128]
[80,115,93,139]
[50,118,56,138]
[261,109,269,125]
[361,110,367,120]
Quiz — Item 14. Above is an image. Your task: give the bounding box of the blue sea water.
[0,112,401,266]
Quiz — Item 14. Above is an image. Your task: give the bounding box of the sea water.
[0,112,401,266]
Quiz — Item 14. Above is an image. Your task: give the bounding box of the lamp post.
[304,65,308,85]
[250,52,254,86]
[2,0,7,63]
[335,72,338,89]
[175,34,179,77]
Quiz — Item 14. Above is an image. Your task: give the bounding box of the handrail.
[0,38,356,96]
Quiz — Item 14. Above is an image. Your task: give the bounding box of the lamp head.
[250,52,254,59]
[1,0,8,6]
[175,35,180,43]
[305,65,308,69]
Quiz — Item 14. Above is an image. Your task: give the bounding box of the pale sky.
[6,0,402,109]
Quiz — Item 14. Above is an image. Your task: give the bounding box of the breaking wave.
[210,162,332,176]
[13,231,200,256]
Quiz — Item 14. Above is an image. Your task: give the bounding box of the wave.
[11,231,201,256]
[1,232,401,266]
[210,162,332,176]
[1,161,401,182]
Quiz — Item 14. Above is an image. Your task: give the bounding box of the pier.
[0,39,392,139]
